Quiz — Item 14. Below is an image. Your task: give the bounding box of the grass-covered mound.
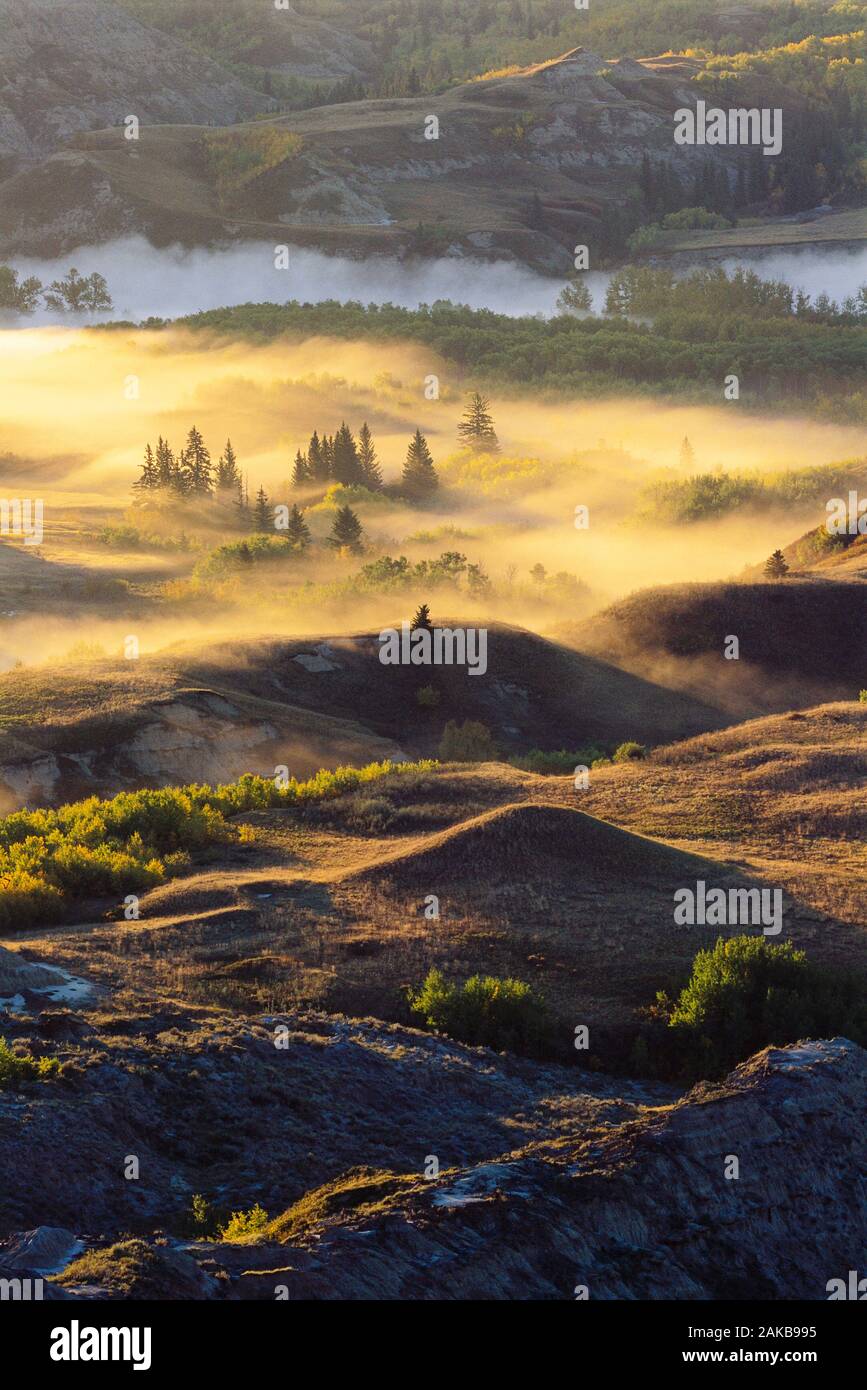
[0,760,436,930]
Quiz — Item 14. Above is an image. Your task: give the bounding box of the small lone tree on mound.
[764,549,789,579]
[411,603,433,631]
[458,391,499,454]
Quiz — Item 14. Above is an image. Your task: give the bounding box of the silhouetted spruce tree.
[332,422,363,486]
[321,434,336,479]
[253,486,271,533]
[285,504,312,550]
[458,392,499,453]
[216,439,241,492]
[764,549,790,579]
[292,450,309,486]
[329,505,364,553]
[135,444,160,492]
[307,431,330,484]
[183,427,213,496]
[358,422,383,489]
[411,603,433,631]
[402,429,439,498]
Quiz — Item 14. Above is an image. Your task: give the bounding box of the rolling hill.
[0,624,721,808]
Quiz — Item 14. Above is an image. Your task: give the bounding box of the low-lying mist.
[8,236,867,324]
[0,322,863,673]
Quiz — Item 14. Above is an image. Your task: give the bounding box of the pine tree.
[254,486,271,533]
[764,549,790,579]
[184,427,213,496]
[172,446,192,497]
[155,437,175,490]
[458,392,499,454]
[216,439,241,491]
[292,450,309,487]
[134,444,160,492]
[411,603,433,631]
[332,422,363,487]
[286,504,312,550]
[329,505,364,553]
[307,431,330,484]
[357,423,383,489]
[236,474,250,527]
[321,434,335,479]
[402,430,439,498]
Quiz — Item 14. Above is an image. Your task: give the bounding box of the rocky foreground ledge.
[2,1033,864,1300]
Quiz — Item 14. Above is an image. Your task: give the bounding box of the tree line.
[0,266,113,315]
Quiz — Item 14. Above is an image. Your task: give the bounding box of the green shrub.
[438,720,499,762]
[0,760,437,926]
[860,690,867,703]
[408,969,550,1055]
[219,1203,270,1242]
[655,936,867,1080]
[613,741,647,763]
[509,746,606,775]
[0,1038,62,1089]
[416,684,441,709]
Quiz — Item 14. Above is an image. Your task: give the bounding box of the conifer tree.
[358,422,383,489]
[216,439,241,492]
[286,504,312,550]
[307,431,329,484]
[402,429,439,498]
[328,505,364,553]
[155,437,175,490]
[135,444,160,492]
[292,450,309,487]
[184,427,213,495]
[332,422,363,487]
[458,392,499,454]
[764,549,790,579]
[680,436,695,470]
[254,485,271,533]
[411,603,433,631]
[172,446,192,497]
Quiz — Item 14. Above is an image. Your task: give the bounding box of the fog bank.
[9,236,867,323]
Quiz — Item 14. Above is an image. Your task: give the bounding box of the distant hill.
[0,46,749,263]
[0,0,266,168]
